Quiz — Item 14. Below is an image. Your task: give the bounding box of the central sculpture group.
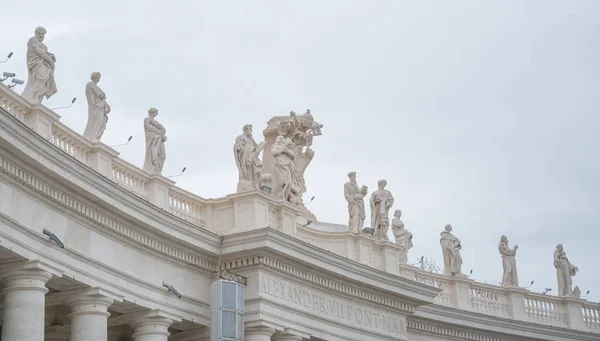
[16,27,582,299]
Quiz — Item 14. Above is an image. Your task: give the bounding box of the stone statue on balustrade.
[271,136,299,203]
[392,209,413,264]
[234,124,266,192]
[440,224,464,276]
[554,244,579,297]
[83,72,111,141]
[143,108,167,175]
[261,110,323,220]
[21,27,57,104]
[370,180,394,241]
[344,171,368,233]
[499,235,519,287]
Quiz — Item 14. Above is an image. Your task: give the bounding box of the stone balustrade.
[0,83,598,335]
[401,264,600,333]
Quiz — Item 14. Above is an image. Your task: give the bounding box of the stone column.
[245,327,275,341]
[0,269,52,341]
[67,295,113,341]
[129,317,173,341]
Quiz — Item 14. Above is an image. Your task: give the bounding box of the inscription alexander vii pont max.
[260,275,407,337]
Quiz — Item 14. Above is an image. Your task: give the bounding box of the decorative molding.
[407,319,516,341]
[221,255,415,314]
[0,154,216,272]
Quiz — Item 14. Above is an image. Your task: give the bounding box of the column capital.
[0,269,52,295]
[130,316,173,339]
[272,327,310,341]
[0,269,51,341]
[66,290,115,341]
[66,296,114,319]
[245,326,276,341]
[272,333,304,341]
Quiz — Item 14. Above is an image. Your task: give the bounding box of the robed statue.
[271,136,299,202]
[83,72,111,141]
[344,171,368,233]
[499,235,519,287]
[554,244,579,297]
[392,209,413,264]
[143,108,167,174]
[370,179,394,241]
[234,124,265,192]
[21,27,57,104]
[440,224,464,276]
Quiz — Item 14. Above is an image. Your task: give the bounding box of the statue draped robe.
[440,231,463,276]
[234,134,263,190]
[143,117,166,174]
[344,181,366,233]
[554,250,577,297]
[392,219,413,264]
[21,37,57,103]
[83,81,110,141]
[499,241,519,287]
[271,139,296,202]
[370,189,394,241]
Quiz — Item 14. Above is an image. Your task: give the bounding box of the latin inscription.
[260,274,407,336]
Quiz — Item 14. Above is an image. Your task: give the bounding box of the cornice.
[407,318,522,341]
[0,150,216,273]
[223,254,416,314]
[221,228,441,306]
[0,108,222,251]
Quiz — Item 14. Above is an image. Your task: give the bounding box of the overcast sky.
[2,1,598,302]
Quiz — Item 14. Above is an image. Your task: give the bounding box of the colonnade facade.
[0,267,176,341]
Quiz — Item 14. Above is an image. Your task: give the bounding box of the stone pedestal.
[89,143,119,178]
[67,295,113,341]
[448,276,474,310]
[245,326,275,341]
[0,270,52,341]
[381,242,401,275]
[130,317,173,341]
[230,192,271,232]
[564,297,586,330]
[506,287,528,320]
[27,104,60,140]
[227,191,301,234]
[146,175,175,210]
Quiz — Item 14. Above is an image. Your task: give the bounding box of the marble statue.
[499,235,519,287]
[261,110,323,220]
[271,135,298,202]
[440,224,464,276]
[392,209,413,264]
[143,108,167,174]
[83,72,111,141]
[370,180,394,241]
[554,244,579,297]
[21,27,57,104]
[344,171,368,233]
[234,124,265,192]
